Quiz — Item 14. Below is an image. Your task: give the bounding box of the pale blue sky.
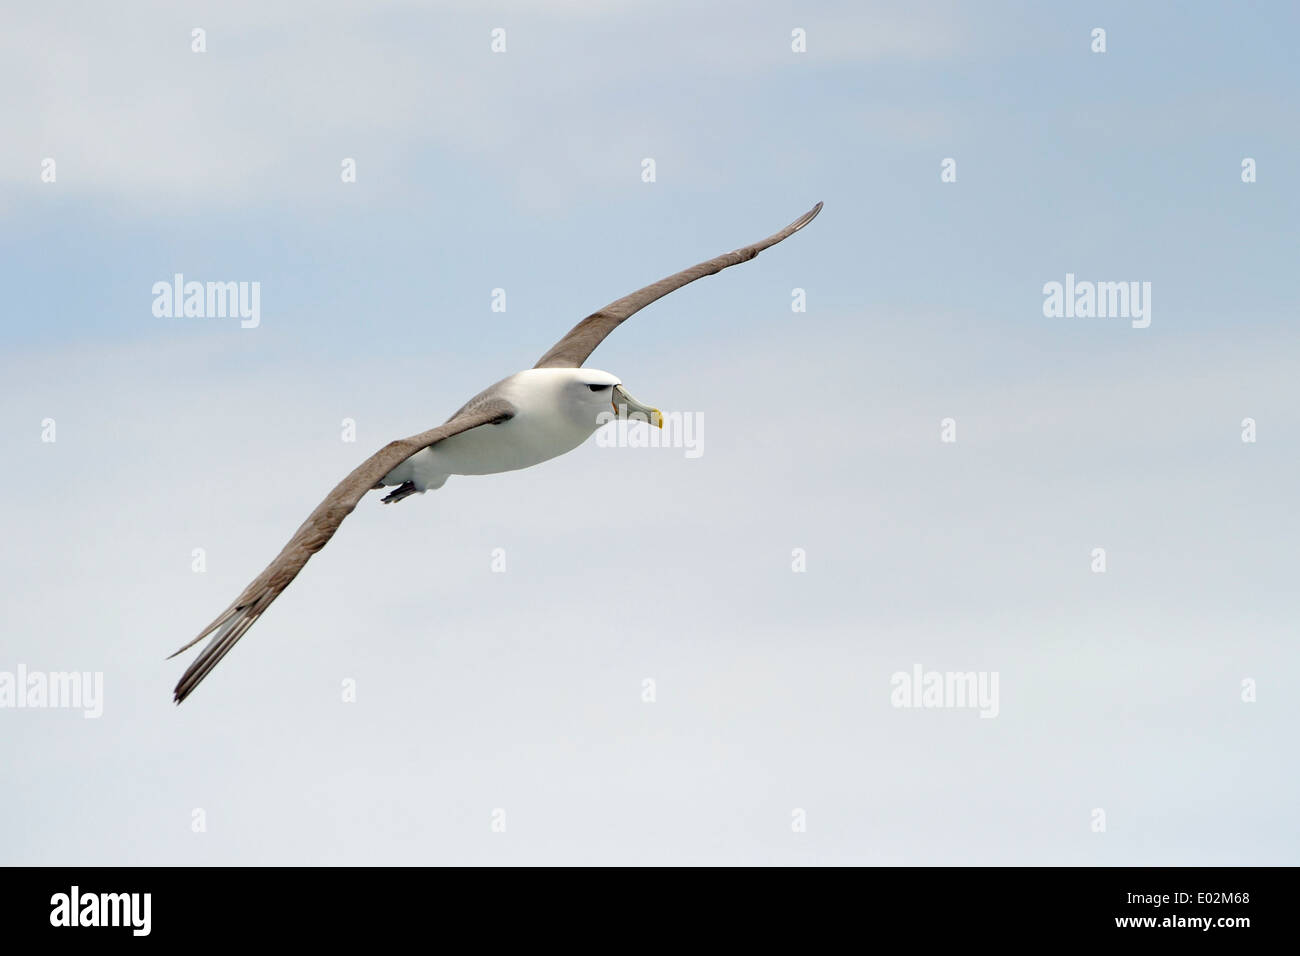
[2,1,1297,864]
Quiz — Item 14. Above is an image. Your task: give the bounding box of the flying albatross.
[170,202,823,702]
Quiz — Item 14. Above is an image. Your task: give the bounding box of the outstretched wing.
[534,202,822,370]
[170,398,515,703]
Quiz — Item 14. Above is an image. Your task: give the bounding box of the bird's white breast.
[414,369,602,481]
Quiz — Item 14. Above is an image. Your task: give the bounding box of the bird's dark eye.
[587,384,612,392]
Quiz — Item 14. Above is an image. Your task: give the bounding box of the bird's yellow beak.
[612,384,663,429]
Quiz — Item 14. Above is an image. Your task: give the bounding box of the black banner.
[0,866,1282,942]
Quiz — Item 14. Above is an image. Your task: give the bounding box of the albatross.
[170,202,823,702]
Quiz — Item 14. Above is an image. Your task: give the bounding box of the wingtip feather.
[796,201,823,229]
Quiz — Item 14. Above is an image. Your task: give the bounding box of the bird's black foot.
[380,481,419,504]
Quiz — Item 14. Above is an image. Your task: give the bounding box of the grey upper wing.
[534,202,822,370]
[169,397,515,703]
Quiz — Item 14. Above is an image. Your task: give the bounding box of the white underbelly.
[382,412,594,488]
[434,413,592,474]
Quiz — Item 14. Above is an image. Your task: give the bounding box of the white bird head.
[514,366,665,434]
[534,367,663,432]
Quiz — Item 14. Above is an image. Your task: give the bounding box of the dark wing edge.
[168,398,515,703]
[533,201,823,370]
